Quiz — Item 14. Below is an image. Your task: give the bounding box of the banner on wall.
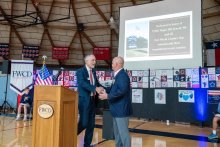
[207,90,220,104]
[0,43,9,58]
[52,47,69,60]
[10,60,34,94]
[93,47,110,60]
[22,45,39,58]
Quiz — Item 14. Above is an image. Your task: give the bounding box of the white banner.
[10,60,34,94]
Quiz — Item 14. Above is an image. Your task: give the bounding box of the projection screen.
[118,0,202,70]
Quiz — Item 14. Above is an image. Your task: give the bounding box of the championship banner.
[52,47,69,60]
[93,47,110,60]
[10,60,34,94]
[22,45,39,59]
[0,43,9,58]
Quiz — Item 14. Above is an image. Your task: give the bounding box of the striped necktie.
[89,69,94,85]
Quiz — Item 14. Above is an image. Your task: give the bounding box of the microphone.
[57,67,64,80]
[53,67,64,85]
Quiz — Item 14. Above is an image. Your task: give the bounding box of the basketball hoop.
[1,0,71,28]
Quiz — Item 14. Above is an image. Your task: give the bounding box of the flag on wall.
[206,41,220,66]
[35,64,52,85]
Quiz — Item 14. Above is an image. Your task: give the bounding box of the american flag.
[35,64,53,85]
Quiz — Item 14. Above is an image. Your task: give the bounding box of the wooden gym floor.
[0,115,219,147]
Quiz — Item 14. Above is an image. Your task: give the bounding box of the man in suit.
[99,56,133,147]
[77,54,103,147]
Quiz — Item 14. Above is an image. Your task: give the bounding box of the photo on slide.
[125,19,149,59]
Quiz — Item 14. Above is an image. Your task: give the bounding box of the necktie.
[89,69,94,85]
[89,69,95,96]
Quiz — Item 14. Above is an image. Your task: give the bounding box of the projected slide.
[119,0,202,69]
[125,11,192,61]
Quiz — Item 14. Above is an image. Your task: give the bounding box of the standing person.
[77,54,103,147]
[99,56,133,147]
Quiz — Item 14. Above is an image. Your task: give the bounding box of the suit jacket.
[107,68,133,117]
[77,66,100,108]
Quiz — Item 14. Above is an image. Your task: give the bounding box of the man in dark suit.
[77,54,103,147]
[99,56,132,147]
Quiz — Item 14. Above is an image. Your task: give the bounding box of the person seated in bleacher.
[208,102,220,140]
[16,88,32,121]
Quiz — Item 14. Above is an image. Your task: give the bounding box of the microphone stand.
[0,74,16,115]
[52,67,64,85]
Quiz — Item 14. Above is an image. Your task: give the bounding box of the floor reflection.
[5,121,31,147]
[155,139,166,147]
[0,117,219,147]
[132,137,142,147]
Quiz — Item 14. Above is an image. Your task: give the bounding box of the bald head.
[112,56,124,72]
[113,56,124,66]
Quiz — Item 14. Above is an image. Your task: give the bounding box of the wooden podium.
[32,86,78,147]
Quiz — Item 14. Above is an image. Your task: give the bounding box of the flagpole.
[42,55,47,65]
[42,55,47,79]
[35,55,53,85]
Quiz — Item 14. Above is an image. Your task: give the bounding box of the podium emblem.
[38,104,54,119]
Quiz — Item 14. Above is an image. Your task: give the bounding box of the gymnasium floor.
[0,116,219,147]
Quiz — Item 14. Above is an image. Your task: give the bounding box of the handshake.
[95,87,108,100]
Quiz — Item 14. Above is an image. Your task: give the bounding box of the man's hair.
[84,54,94,62]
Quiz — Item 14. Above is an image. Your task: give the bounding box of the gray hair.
[84,54,95,62]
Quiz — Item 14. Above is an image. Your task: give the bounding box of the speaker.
[77,23,84,32]
[102,110,114,140]
[2,60,11,74]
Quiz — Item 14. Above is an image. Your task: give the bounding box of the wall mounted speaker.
[2,60,11,74]
[77,23,84,32]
